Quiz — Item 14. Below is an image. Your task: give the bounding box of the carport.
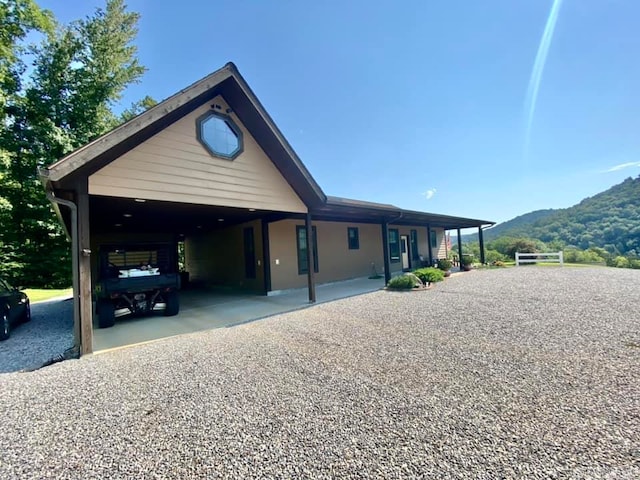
[41,62,493,356]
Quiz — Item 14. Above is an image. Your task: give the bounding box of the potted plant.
[461,254,474,271]
[436,258,452,277]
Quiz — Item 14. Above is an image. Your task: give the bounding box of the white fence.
[515,251,564,266]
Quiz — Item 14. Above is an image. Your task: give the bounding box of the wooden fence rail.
[515,251,564,266]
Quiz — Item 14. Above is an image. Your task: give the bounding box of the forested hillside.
[472,176,640,255]
[476,209,557,241]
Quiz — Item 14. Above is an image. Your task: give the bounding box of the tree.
[0,0,146,287]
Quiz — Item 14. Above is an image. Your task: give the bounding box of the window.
[430,230,437,249]
[196,111,243,159]
[347,227,359,250]
[410,229,419,261]
[296,225,318,274]
[389,229,400,262]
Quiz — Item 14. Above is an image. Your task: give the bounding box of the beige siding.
[433,228,447,259]
[387,225,430,273]
[269,219,384,291]
[89,95,307,214]
[185,220,264,292]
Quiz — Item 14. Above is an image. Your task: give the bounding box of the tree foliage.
[0,0,147,287]
[470,176,640,257]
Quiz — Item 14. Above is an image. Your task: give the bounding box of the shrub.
[436,258,452,271]
[493,260,506,267]
[461,254,474,266]
[614,256,630,268]
[485,249,506,264]
[387,275,418,290]
[413,267,445,284]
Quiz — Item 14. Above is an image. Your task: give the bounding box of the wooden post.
[76,180,93,355]
[382,222,391,285]
[426,225,434,266]
[457,228,463,269]
[261,218,271,295]
[478,226,486,264]
[305,212,316,303]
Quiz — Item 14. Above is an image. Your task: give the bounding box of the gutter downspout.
[42,177,81,356]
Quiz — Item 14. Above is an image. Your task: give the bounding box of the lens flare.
[523,0,564,161]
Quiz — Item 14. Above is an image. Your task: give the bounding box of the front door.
[400,235,410,270]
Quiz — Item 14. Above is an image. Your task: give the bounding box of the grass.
[24,288,73,303]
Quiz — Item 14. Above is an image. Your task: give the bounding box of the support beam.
[426,225,434,266]
[261,218,271,295]
[382,222,391,285]
[457,228,463,269]
[305,212,316,303]
[76,180,93,355]
[478,226,486,264]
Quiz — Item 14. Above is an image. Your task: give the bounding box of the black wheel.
[22,301,31,323]
[164,291,179,316]
[97,299,116,328]
[1,311,10,341]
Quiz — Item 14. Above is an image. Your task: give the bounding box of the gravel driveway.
[0,267,638,479]
[0,297,73,373]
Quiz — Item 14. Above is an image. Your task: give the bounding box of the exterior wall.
[185,219,264,292]
[269,219,384,291]
[89,95,307,214]
[433,228,447,260]
[387,225,430,273]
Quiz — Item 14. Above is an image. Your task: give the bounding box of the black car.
[0,277,30,340]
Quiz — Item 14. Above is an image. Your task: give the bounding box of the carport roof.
[44,62,327,208]
[43,62,494,230]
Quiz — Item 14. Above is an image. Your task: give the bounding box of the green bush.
[461,254,474,266]
[485,249,507,264]
[436,258,452,271]
[387,275,418,290]
[614,256,630,268]
[413,267,445,284]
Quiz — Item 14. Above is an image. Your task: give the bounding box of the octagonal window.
[196,111,243,159]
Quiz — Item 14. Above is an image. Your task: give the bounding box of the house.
[41,63,493,355]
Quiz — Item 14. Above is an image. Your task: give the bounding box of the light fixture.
[197,225,203,229]
[134,198,146,203]
[114,223,122,227]
[123,213,132,218]
[217,218,224,222]
[249,208,256,212]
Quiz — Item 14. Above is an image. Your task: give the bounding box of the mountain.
[465,176,640,255]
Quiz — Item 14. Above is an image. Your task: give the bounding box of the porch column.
[426,225,434,266]
[261,218,271,295]
[77,179,93,355]
[457,228,463,269]
[382,222,391,285]
[478,226,486,264]
[305,212,316,303]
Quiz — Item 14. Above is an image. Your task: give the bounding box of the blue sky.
[39,0,640,225]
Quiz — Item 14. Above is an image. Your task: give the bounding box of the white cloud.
[422,188,437,200]
[604,161,640,172]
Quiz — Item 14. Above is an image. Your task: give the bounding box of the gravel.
[0,297,73,373]
[0,267,638,479]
